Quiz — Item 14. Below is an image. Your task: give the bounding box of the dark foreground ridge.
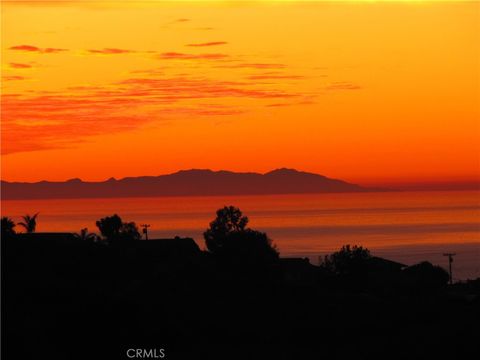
[1,168,382,200]
[2,208,479,360]
[3,238,480,360]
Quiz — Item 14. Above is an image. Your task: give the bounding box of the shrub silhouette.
[204,206,278,264]
[17,213,39,233]
[74,228,99,242]
[1,216,16,239]
[321,244,372,276]
[96,214,140,243]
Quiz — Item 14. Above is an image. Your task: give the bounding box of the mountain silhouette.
[1,168,381,200]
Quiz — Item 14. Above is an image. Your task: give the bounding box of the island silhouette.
[1,168,384,200]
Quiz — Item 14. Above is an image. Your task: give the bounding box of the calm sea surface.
[2,191,479,280]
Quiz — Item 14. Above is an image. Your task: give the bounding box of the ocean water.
[2,191,479,280]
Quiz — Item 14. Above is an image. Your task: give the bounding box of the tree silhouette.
[74,228,99,242]
[1,216,16,239]
[17,213,39,233]
[95,214,140,243]
[321,244,372,276]
[120,222,141,241]
[204,206,249,253]
[204,206,278,263]
[219,229,279,264]
[96,214,122,240]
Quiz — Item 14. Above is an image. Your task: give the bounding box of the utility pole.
[141,224,151,240]
[443,253,456,285]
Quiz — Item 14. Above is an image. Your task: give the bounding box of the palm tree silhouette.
[17,213,39,233]
[74,228,98,242]
[1,216,16,237]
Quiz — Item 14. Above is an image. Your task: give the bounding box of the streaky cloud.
[9,45,67,53]
[186,41,227,47]
[247,74,303,80]
[3,76,26,81]
[326,82,361,90]
[216,62,286,69]
[87,48,134,55]
[158,52,229,60]
[10,63,32,69]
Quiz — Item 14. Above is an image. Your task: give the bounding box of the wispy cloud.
[3,39,316,155]
[129,68,165,76]
[266,103,292,107]
[9,45,68,53]
[186,41,227,47]
[9,63,32,69]
[266,98,316,108]
[325,82,361,90]
[158,52,229,60]
[216,62,286,69]
[246,74,303,80]
[87,48,134,55]
[118,76,295,99]
[3,76,25,81]
[2,72,299,155]
[1,93,151,155]
[44,48,66,53]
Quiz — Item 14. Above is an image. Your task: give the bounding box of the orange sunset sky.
[1,1,479,186]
